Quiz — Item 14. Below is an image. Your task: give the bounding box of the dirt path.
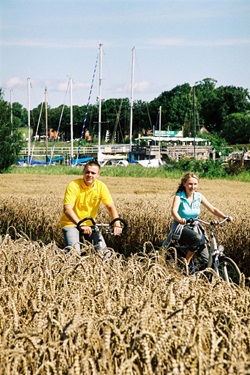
[0,173,248,200]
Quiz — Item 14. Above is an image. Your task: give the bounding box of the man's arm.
[64,204,92,235]
[64,204,79,225]
[105,203,123,235]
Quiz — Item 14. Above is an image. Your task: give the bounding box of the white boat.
[101,159,128,167]
[138,158,163,168]
[98,151,128,167]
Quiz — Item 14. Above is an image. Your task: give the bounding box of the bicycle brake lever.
[210,220,219,225]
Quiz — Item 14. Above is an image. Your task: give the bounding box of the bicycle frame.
[188,217,241,284]
[166,216,241,284]
[197,217,226,266]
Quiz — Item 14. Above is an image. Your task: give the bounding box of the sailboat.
[17,81,64,167]
[137,157,163,168]
[135,110,163,168]
[66,77,93,166]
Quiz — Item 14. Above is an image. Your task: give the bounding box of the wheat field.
[0,174,249,374]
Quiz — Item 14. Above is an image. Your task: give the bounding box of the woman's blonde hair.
[176,172,199,193]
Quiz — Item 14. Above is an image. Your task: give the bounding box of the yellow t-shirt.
[60,178,113,228]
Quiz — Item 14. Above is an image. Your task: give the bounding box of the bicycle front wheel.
[218,256,242,285]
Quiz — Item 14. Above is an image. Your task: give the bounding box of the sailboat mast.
[98,43,103,160]
[70,77,74,162]
[10,90,13,136]
[193,85,196,160]
[27,78,31,165]
[159,106,162,152]
[45,87,48,164]
[129,47,135,152]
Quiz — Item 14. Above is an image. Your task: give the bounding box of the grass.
[6,163,250,182]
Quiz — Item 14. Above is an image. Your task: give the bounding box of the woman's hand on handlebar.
[211,216,233,225]
[179,218,186,225]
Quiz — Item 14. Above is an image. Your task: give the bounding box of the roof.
[135,136,208,142]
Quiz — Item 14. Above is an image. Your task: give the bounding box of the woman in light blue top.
[163,172,232,266]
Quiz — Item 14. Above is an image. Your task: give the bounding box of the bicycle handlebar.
[76,217,127,233]
[187,217,231,226]
[77,217,95,230]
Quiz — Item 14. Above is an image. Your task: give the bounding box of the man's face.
[83,165,100,186]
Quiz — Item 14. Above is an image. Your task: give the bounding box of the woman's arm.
[171,195,186,224]
[201,194,232,220]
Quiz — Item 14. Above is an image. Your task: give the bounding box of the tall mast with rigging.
[27,78,31,165]
[129,47,135,153]
[10,90,13,136]
[45,87,48,164]
[158,105,162,153]
[70,77,74,163]
[192,85,198,160]
[98,43,103,162]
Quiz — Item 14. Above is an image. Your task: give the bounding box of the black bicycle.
[76,216,127,255]
[165,217,242,285]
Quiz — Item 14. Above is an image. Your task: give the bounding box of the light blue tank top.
[177,191,201,220]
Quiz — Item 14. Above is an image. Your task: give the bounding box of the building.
[134,130,213,162]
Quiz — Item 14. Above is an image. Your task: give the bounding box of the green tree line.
[2,77,250,146]
[0,89,23,172]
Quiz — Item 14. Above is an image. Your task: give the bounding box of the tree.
[197,83,250,133]
[0,89,23,172]
[149,83,192,131]
[30,103,46,137]
[194,78,217,131]
[12,102,28,128]
[221,113,250,144]
[3,80,250,147]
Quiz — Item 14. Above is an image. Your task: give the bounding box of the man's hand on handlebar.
[77,217,127,236]
[110,218,127,236]
[113,225,123,236]
[78,224,92,235]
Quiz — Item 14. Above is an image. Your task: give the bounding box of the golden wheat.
[0,174,250,374]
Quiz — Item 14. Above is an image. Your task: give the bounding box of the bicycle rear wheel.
[217,256,242,285]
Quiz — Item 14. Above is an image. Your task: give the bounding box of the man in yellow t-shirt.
[60,160,122,253]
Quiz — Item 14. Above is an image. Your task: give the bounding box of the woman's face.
[183,177,198,194]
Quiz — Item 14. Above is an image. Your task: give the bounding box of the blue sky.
[1,0,250,109]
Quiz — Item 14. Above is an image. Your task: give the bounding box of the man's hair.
[83,160,101,171]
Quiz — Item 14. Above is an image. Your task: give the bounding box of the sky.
[1,0,250,110]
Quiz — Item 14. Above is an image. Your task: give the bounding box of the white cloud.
[146,37,250,48]
[0,38,110,49]
[110,80,152,98]
[57,81,90,92]
[4,77,25,89]
[134,80,151,93]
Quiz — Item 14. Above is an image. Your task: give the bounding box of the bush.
[171,159,227,178]
[0,90,23,172]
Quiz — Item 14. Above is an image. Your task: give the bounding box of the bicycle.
[165,217,242,285]
[76,216,127,256]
